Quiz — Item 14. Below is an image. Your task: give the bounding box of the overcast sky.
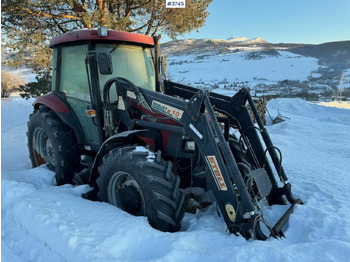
[163,0,350,44]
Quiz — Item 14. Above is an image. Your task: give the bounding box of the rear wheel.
[27,107,82,185]
[97,146,184,232]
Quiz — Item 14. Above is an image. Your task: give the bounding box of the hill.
[161,37,306,56]
[291,41,350,71]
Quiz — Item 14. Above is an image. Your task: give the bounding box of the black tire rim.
[108,171,146,216]
[32,127,56,166]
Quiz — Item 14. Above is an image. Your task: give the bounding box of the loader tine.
[272,198,303,237]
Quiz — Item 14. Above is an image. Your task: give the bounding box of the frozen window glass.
[59,44,99,146]
[97,44,155,93]
[60,44,90,101]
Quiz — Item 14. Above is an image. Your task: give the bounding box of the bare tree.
[1,70,27,98]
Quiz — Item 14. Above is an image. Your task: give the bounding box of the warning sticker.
[127,90,137,99]
[151,100,184,121]
[118,96,125,110]
[205,156,228,191]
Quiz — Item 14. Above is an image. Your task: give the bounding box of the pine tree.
[17,72,52,99]
[2,0,213,73]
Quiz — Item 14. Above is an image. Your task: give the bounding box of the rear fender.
[33,94,85,145]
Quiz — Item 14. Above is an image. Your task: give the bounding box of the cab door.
[57,44,101,149]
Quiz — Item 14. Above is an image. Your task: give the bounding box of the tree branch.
[125,0,152,17]
[9,6,79,20]
[128,23,146,33]
[63,0,87,13]
[151,16,167,36]
[145,9,155,35]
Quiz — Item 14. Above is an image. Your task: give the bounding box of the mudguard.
[88,129,149,184]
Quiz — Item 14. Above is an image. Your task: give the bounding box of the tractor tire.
[229,138,254,192]
[97,146,184,232]
[229,137,252,168]
[27,107,82,185]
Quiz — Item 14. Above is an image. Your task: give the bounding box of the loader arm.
[164,81,300,205]
[100,77,302,239]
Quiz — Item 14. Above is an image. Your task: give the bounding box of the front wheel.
[97,146,184,232]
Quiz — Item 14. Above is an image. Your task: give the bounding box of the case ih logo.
[151,100,183,121]
[206,156,228,191]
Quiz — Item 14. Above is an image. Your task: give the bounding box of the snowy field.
[167,51,321,86]
[2,96,350,261]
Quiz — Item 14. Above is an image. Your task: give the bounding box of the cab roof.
[50,29,154,48]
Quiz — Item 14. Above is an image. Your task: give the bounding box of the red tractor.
[27,27,302,240]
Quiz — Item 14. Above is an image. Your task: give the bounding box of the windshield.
[97,43,155,92]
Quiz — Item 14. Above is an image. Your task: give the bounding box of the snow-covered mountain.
[162,38,350,100]
[161,36,304,56]
[226,36,249,42]
[225,36,268,44]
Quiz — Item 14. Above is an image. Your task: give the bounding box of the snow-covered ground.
[2,96,350,261]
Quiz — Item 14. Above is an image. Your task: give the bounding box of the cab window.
[60,44,90,101]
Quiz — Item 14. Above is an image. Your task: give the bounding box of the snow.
[133,146,156,162]
[2,96,350,261]
[317,101,350,110]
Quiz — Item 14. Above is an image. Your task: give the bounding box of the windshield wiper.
[109,44,120,54]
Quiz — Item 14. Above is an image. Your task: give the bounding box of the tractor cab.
[48,28,159,150]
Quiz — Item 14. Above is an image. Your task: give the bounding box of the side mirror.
[97,51,113,75]
[160,56,167,77]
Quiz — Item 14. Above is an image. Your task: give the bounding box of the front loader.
[27,27,302,240]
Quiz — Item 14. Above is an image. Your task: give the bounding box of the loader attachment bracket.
[186,90,205,122]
